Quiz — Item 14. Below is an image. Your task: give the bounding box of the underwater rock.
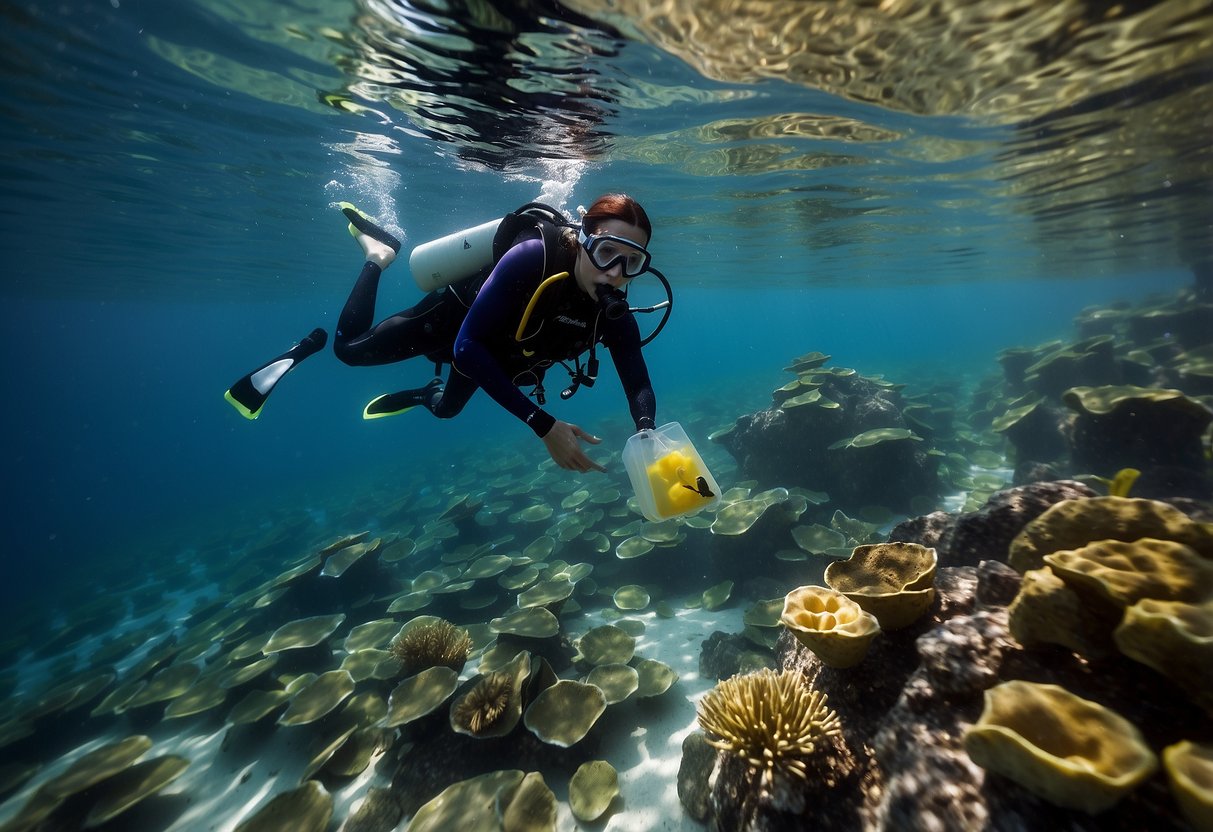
[888,480,1097,567]
[975,560,1022,608]
[678,732,718,822]
[1062,386,1213,493]
[992,395,1069,463]
[714,368,942,513]
[1024,336,1123,398]
[699,631,775,680]
[1011,460,1063,486]
[1135,465,1213,502]
[1127,302,1213,350]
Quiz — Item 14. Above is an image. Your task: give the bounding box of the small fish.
[682,476,715,498]
[1094,467,1141,497]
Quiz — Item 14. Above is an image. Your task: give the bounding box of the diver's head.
[573,193,652,303]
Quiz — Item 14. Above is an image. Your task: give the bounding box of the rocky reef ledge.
[683,482,1212,831]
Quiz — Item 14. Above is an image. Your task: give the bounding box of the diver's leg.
[224,327,327,420]
[428,368,479,419]
[363,366,479,421]
[335,289,451,367]
[332,202,409,364]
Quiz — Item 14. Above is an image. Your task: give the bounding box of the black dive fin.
[224,328,327,420]
[363,378,442,420]
[338,202,402,253]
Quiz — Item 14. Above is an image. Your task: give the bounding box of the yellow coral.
[1114,598,1213,715]
[780,585,880,668]
[1007,567,1119,657]
[824,542,938,630]
[1008,496,1213,573]
[964,680,1157,814]
[1044,538,1213,609]
[1163,740,1213,832]
[697,668,840,785]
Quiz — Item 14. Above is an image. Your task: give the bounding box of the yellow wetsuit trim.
[514,271,570,347]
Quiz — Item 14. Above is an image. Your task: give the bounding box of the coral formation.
[992,394,1068,462]
[569,760,619,823]
[963,680,1157,814]
[576,625,636,666]
[451,672,513,735]
[1163,740,1213,832]
[1043,538,1213,608]
[824,542,938,630]
[389,618,471,677]
[522,680,607,747]
[713,359,942,511]
[1114,598,1213,715]
[698,668,840,787]
[780,585,881,668]
[1062,385,1213,481]
[1007,567,1120,657]
[449,651,531,739]
[1007,496,1213,573]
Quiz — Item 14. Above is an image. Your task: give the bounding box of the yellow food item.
[647,449,710,518]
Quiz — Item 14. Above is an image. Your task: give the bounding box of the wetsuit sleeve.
[453,239,557,437]
[603,313,657,432]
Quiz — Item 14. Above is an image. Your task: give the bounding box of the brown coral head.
[452,672,513,735]
[389,619,471,677]
[697,668,841,783]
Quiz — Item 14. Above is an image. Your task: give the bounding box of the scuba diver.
[225,194,671,475]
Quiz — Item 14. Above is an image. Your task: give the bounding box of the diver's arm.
[453,240,558,437]
[603,313,657,431]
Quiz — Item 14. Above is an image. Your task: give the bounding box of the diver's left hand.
[541,420,606,474]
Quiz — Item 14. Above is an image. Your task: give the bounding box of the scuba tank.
[409,217,502,292]
[407,202,572,293]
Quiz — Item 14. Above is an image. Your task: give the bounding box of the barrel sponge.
[1044,538,1213,610]
[1008,496,1213,574]
[1163,740,1213,832]
[780,585,880,669]
[963,680,1158,814]
[1007,567,1120,658]
[823,542,938,630]
[1114,598,1213,715]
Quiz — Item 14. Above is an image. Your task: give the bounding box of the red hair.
[583,193,652,242]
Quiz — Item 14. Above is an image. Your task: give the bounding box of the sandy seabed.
[0,603,746,832]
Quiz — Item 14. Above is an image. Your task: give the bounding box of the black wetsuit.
[332,237,656,436]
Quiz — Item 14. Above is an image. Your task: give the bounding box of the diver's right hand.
[541,420,606,474]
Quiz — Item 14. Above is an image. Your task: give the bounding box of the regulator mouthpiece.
[596,284,628,320]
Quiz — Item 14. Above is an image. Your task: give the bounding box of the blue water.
[0,3,1206,633]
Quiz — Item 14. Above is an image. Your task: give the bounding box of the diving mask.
[579,228,651,277]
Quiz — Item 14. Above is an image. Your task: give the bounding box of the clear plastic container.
[622,421,721,522]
